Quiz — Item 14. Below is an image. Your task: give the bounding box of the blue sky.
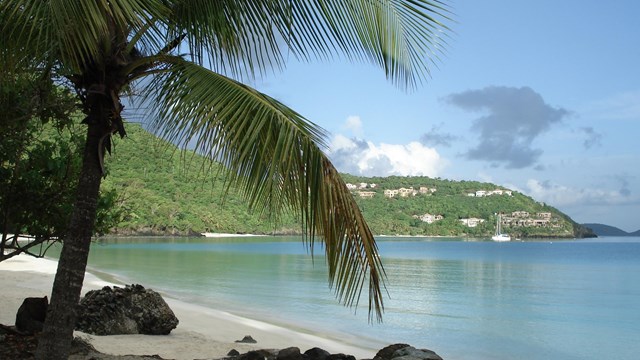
[251,1,639,232]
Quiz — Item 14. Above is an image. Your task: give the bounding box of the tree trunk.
[34,120,105,359]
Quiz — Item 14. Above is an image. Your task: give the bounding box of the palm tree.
[1,1,451,358]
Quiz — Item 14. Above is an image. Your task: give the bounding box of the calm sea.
[52,236,640,360]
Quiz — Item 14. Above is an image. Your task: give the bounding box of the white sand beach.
[0,254,376,359]
[200,233,268,238]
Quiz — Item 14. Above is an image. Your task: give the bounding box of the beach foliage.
[0,62,123,261]
[0,1,452,358]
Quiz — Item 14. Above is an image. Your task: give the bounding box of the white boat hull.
[492,234,511,242]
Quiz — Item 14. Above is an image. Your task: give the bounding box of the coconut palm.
[1,1,451,358]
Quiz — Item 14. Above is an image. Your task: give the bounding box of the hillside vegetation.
[102,124,594,238]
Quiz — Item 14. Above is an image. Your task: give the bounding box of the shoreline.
[0,254,377,359]
[200,232,268,238]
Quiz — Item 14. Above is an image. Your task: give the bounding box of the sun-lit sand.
[0,254,376,359]
[200,233,268,238]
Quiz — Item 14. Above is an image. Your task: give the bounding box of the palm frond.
[282,0,454,88]
[166,0,289,78]
[166,0,452,88]
[143,59,386,320]
[1,0,169,73]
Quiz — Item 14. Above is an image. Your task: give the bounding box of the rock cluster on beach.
[0,333,446,360]
[75,284,179,335]
[219,343,442,360]
[1,256,447,360]
[2,282,444,359]
[373,344,443,360]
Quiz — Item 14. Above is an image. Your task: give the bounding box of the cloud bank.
[446,86,569,168]
[343,115,364,138]
[329,134,446,177]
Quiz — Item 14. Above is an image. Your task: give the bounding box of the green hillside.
[102,124,594,238]
[102,124,300,236]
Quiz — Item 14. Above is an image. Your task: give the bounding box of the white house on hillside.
[398,187,417,197]
[357,191,376,198]
[460,218,485,227]
[384,189,399,198]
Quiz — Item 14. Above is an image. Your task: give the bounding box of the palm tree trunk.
[35,120,105,359]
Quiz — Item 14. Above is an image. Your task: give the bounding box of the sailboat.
[492,213,511,242]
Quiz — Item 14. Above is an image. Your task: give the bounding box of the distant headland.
[582,223,640,237]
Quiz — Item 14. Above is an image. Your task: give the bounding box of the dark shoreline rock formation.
[75,284,179,335]
[221,344,442,360]
[0,327,445,360]
[15,296,48,335]
[374,344,443,360]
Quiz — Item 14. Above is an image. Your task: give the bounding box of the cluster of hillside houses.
[467,189,513,197]
[346,184,437,199]
[458,211,555,228]
[345,183,555,228]
[347,184,514,199]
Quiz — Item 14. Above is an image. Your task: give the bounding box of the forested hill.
[582,223,639,237]
[102,124,594,238]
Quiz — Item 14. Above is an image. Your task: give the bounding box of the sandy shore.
[200,233,268,238]
[0,255,376,359]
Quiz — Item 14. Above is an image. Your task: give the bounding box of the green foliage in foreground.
[103,124,592,238]
[0,68,123,260]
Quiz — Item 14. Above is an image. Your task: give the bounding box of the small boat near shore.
[492,214,511,242]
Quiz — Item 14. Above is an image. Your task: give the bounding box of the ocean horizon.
[49,236,640,360]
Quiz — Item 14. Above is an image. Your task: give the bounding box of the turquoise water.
[55,236,640,360]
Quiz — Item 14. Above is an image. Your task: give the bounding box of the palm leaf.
[143,59,386,320]
[166,0,452,88]
[1,0,168,73]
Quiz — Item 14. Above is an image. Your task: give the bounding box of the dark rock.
[228,349,241,356]
[76,284,179,335]
[70,336,98,355]
[327,354,356,360]
[374,344,411,360]
[304,347,331,360]
[235,335,258,343]
[239,349,277,360]
[277,347,302,360]
[391,346,442,360]
[15,296,48,334]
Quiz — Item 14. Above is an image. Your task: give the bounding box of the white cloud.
[524,179,634,207]
[329,115,448,177]
[330,134,357,150]
[329,135,447,177]
[344,115,364,137]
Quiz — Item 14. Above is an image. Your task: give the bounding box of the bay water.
[54,236,640,360]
